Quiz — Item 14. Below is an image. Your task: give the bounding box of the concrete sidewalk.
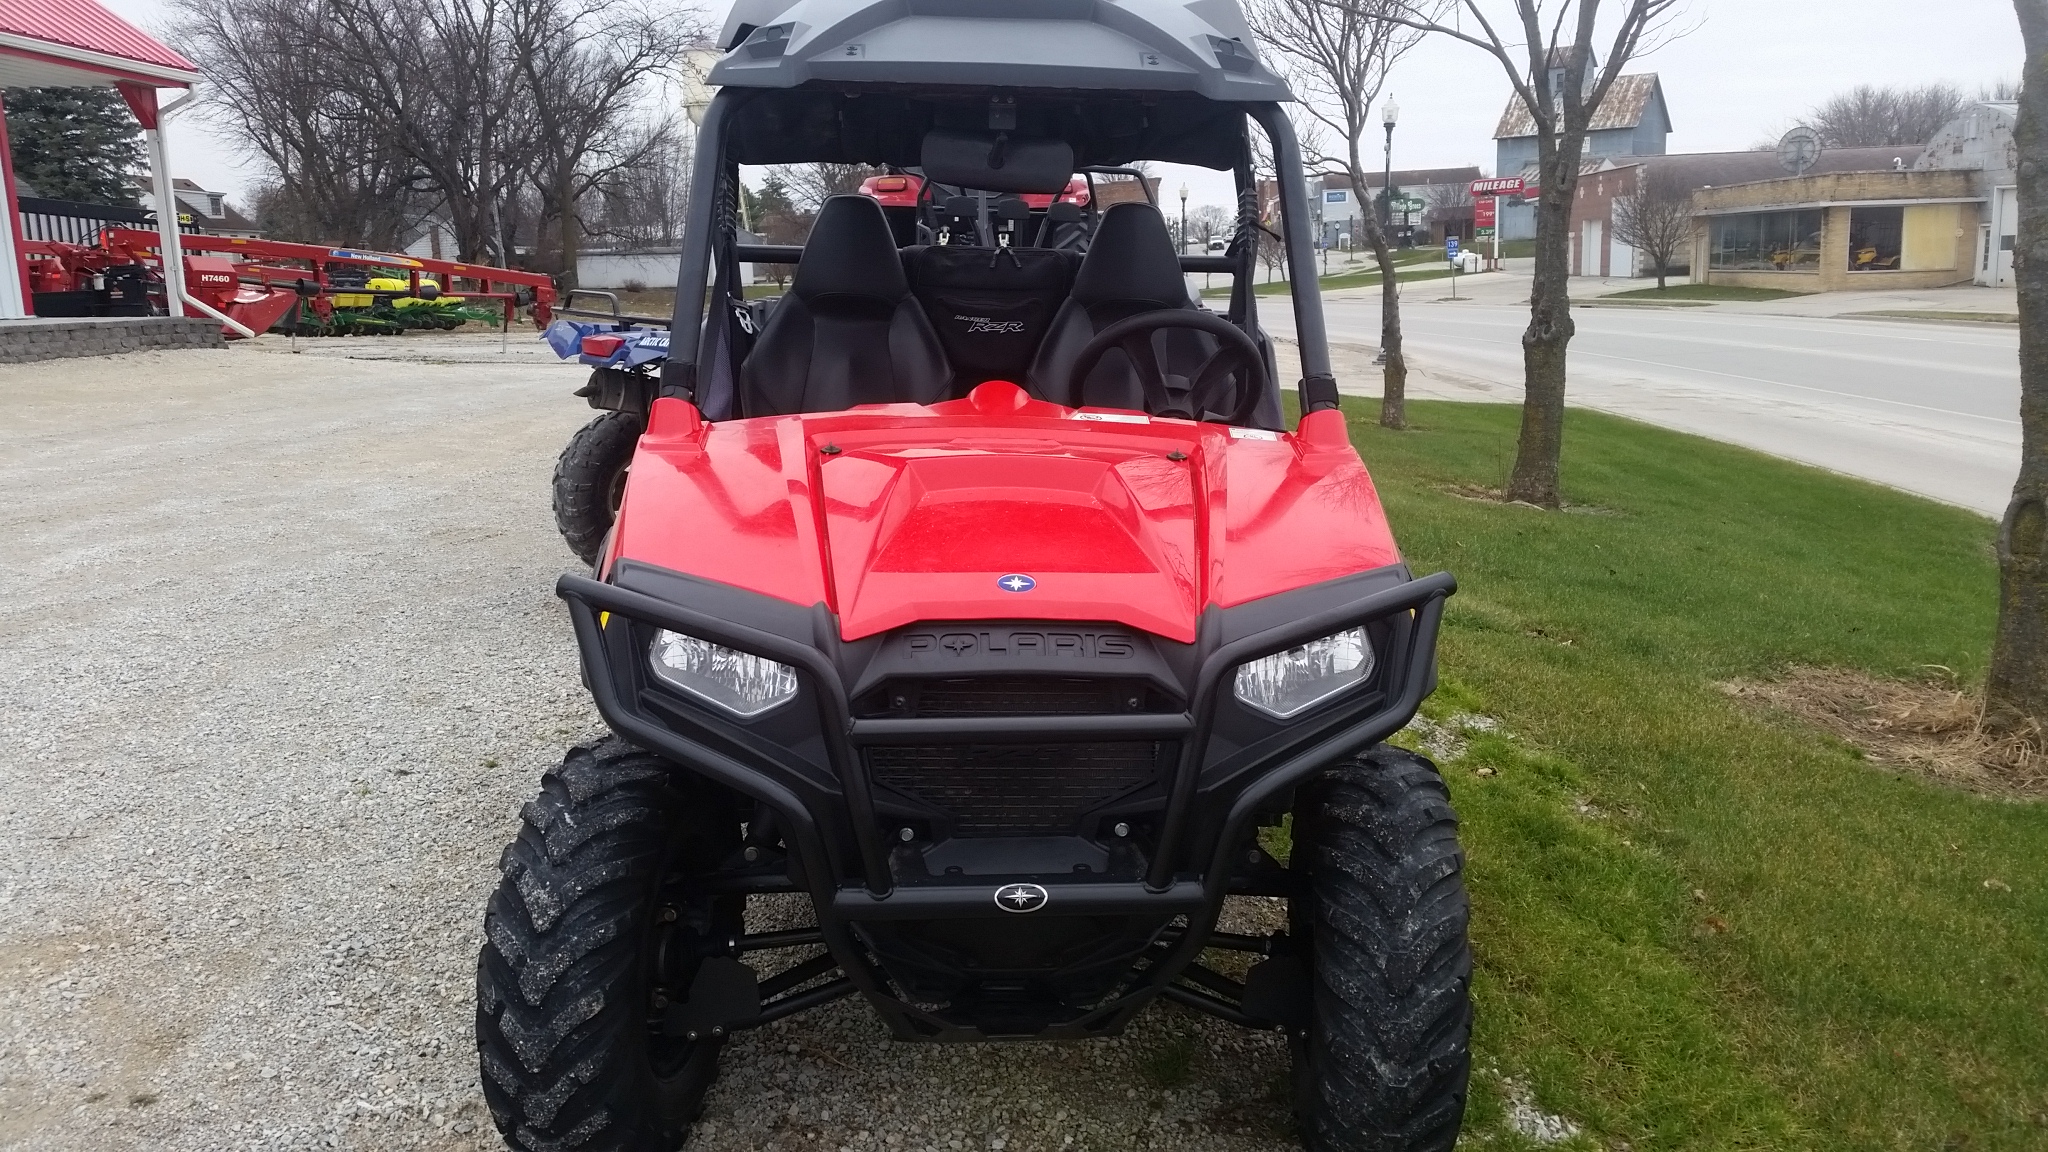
[1310,265,2018,321]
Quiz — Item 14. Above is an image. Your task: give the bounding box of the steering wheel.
[1065,310,1270,426]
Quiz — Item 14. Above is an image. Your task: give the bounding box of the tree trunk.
[1655,260,1667,290]
[1505,135,1584,507]
[1987,0,2048,744]
[1348,159,1407,430]
[1367,218,1408,429]
[557,165,581,291]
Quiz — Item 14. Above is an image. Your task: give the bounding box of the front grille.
[905,677,1151,717]
[854,677,1175,718]
[868,741,1164,835]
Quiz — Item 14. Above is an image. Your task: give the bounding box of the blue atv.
[542,291,676,564]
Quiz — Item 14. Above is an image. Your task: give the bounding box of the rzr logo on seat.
[955,314,1026,335]
[902,631,1135,659]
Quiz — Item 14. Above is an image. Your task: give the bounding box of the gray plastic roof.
[710,0,1292,103]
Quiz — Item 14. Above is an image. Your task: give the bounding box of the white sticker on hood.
[1070,411,1150,424]
[1228,427,1282,441]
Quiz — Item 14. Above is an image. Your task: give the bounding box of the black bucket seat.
[1025,203,1209,412]
[738,195,952,417]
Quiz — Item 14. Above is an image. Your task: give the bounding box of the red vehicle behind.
[857,170,1092,209]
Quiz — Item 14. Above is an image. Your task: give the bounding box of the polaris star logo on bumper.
[998,574,1036,593]
[994,883,1049,913]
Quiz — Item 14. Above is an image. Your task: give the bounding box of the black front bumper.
[559,561,1452,1040]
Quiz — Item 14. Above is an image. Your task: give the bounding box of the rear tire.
[553,409,643,567]
[477,738,741,1151]
[1289,745,1472,1152]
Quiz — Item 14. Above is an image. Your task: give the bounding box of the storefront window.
[1849,206,1904,271]
[1708,210,1824,270]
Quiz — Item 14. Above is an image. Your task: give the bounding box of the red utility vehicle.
[477,2,1468,1150]
[856,170,1092,209]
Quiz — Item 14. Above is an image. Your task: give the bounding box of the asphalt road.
[1276,293,2022,516]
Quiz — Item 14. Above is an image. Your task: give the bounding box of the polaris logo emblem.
[994,883,1049,913]
[998,574,1036,593]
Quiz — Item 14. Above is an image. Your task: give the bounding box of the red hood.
[607,384,1401,643]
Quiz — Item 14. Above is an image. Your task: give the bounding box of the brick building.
[1689,169,1981,292]
[1568,147,1906,279]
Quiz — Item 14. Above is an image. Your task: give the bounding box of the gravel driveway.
[0,334,1297,1152]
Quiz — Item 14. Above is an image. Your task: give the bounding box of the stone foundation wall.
[0,318,226,364]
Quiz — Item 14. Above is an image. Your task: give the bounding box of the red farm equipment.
[20,229,557,339]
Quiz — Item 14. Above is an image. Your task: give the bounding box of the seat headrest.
[1070,203,1187,309]
[792,195,909,303]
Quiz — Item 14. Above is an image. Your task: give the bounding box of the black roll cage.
[660,89,1341,417]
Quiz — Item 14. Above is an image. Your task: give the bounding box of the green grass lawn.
[1321,399,2042,1150]
[1599,284,1811,302]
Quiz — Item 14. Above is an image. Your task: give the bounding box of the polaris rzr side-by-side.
[482,2,1468,1150]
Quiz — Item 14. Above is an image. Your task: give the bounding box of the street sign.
[1445,236,1460,260]
[1470,176,1525,197]
[1391,196,1425,214]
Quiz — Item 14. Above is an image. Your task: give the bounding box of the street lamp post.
[1178,183,1189,255]
[1381,98,1398,241]
[1375,99,1398,365]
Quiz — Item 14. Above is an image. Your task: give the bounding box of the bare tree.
[171,0,425,249]
[184,0,696,273]
[508,0,701,287]
[1610,163,1689,288]
[1390,0,1685,506]
[585,128,694,247]
[1988,0,2046,756]
[1189,203,1234,248]
[1247,0,1442,430]
[321,0,541,262]
[1806,83,1968,148]
[772,163,884,212]
[1423,180,1473,243]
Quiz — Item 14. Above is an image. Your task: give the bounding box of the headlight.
[648,630,799,717]
[1233,627,1375,719]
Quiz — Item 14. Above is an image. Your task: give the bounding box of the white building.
[140,178,263,238]
[1307,167,1482,247]
[1915,101,2018,288]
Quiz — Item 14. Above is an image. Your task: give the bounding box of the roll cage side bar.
[661,92,1338,416]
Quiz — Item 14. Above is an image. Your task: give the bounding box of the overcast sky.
[98,0,2023,213]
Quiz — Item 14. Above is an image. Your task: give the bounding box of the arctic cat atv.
[477,1,1468,1150]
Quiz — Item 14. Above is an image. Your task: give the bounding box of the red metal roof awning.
[0,0,200,89]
